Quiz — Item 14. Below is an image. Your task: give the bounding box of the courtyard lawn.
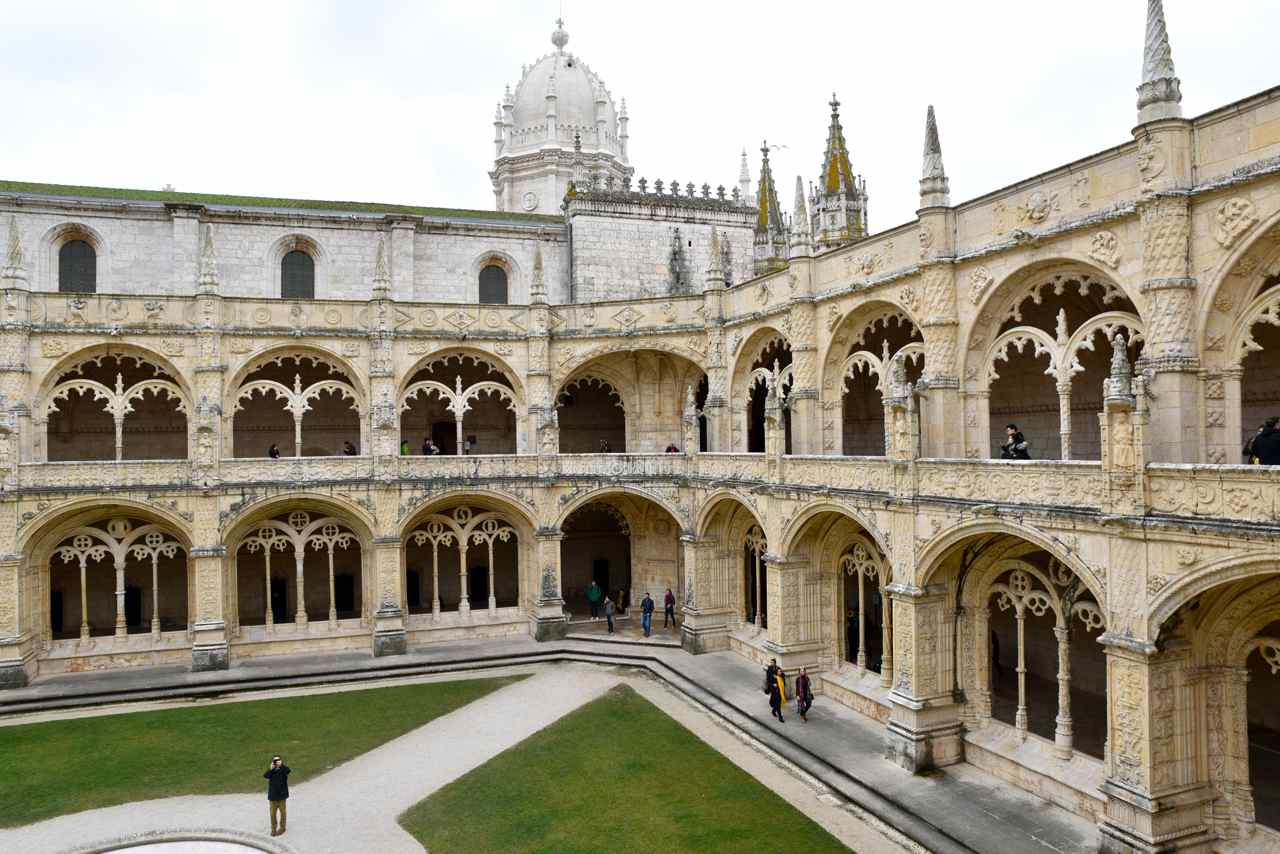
[400,684,852,854]
[0,674,520,828]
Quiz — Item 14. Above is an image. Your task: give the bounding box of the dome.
[501,21,624,159]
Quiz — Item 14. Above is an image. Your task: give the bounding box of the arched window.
[281,250,315,299]
[479,264,508,304]
[58,239,97,293]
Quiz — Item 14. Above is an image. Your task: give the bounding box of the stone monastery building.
[1,5,1279,852]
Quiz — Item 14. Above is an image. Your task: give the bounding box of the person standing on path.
[641,592,654,637]
[663,588,676,628]
[264,755,291,837]
[587,579,603,620]
[795,667,813,722]
[604,595,616,634]
[768,669,786,723]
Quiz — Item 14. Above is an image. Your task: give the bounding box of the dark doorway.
[335,574,355,617]
[270,577,287,623]
[468,566,488,604]
[407,570,421,611]
[50,590,63,634]
[592,558,611,592]
[432,421,456,456]
[125,585,143,628]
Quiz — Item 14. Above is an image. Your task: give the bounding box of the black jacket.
[264,765,291,800]
[1000,433,1031,460]
[1252,428,1280,466]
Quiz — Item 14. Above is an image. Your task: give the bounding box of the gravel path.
[0,665,624,854]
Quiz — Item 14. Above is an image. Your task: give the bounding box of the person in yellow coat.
[768,667,787,723]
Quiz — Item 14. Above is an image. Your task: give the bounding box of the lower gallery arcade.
[11,483,1280,849]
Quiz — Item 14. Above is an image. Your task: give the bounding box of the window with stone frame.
[478,264,508,304]
[58,239,96,293]
[281,250,315,299]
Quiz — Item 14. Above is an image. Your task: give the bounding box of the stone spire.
[811,95,868,250]
[919,105,950,208]
[196,224,219,293]
[1137,0,1182,123]
[753,142,788,275]
[3,215,25,279]
[372,236,390,298]
[705,228,724,290]
[530,245,546,304]
[819,94,857,196]
[737,149,754,206]
[789,176,811,258]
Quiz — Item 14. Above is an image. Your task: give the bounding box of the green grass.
[0,178,562,224]
[0,675,521,828]
[400,684,851,854]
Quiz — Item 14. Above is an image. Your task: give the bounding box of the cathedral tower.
[809,94,868,250]
[490,19,633,215]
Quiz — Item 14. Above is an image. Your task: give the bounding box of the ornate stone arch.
[225,344,365,403]
[266,233,327,299]
[220,493,377,550]
[694,490,765,543]
[777,500,889,559]
[36,343,193,409]
[820,301,922,398]
[1148,553,1280,641]
[962,259,1141,387]
[1196,205,1280,361]
[555,485,685,534]
[400,490,539,540]
[916,517,1105,606]
[398,348,526,406]
[38,221,108,293]
[553,341,708,387]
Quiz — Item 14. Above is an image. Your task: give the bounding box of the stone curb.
[62,826,297,854]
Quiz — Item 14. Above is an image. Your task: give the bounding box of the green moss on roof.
[0,179,563,224]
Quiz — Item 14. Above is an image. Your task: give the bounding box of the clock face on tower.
[521,191,539,211]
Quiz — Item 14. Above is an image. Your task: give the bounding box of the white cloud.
[1,0,1274,230]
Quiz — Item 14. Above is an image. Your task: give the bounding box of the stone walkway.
[0,637,1100,854]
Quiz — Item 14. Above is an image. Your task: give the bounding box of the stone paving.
[0,637,1100,854]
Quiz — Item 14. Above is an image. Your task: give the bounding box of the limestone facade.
[2,6,1280,854]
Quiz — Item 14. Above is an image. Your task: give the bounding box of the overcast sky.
[2,1,1275,231]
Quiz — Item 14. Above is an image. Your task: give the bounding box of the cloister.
[2,20,1280,853]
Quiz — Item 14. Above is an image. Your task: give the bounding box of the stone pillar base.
[885,695,964,772]
[372,628,407,657]
[190,619,230,672]
[530,602,567,641]
[0,661,30,688]
[372,606,407,657]
[191,641,229,672]
[680,610,731,654]
[1098,782,1217,854]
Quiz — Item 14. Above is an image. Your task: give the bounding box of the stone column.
[1053,624,1073,759]
[530,528,567,641]
[0,553,29,687]
[701,238,729,452]
[370,534,406,657]
[680,536,731,654]
[190,546,229,672]
[1056,381,1073,460]
[1098,635,1215,854]
[1134,120,1198,463]
[884,583,963,772]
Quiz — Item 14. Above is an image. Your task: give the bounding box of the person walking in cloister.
[795,668,813,723]
[663,588,676,628]
[264,755,291,837]
[768,667,787,723]
[640,592,654,637]
[603,595,615,634]
[587,579,603,620]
